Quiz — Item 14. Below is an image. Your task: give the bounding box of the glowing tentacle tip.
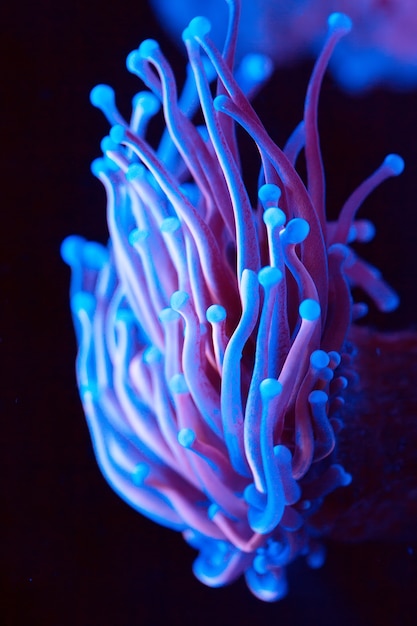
[341,469,353,487]
[129,228,148,246]
[170,290,190,311]
[260,378,283,400]
[109,124,126,144]
[89,84,115,113]
[299,299,321,321]
[60,235,85,266]
[258,183,282,208]
[327,13,353,35]
[328,351,342,369]
[186,16,211,40]
[100,136,118,154]
[138,39,160,59]
[308,389,328,406]
[132,91,161,116]
[126,164,146,182]
[169,373,189,395]
[348,221,376,244]
[90,159,102,177]
[206,304,226,323]
[71,292,95,316]
[380,291,400,313]
[90,157,117,177]
[213,95,230,114]
[143,345,162,365]
[306,544,326,569]
[282,218,310,245]
[178,428,196,448]
[310,350,330,370]
[263,207,286,229]
[240,53,273,83]
[258,266,283,288]
[132,463,149,486]
[384,154,405,175]
[160,216,181,233]
[159,307,181,323]
[126,50,141,73]
[208,503,220,520]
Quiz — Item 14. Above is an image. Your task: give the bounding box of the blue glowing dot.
[143,345,162,364]
[90,155,118,176]
[100,136,118,154]
[169,373,188,395]
[213,94,229,113]
[348,221,376,244]
[306,544,326,569]
[240,53,273,83]
[263,207,286,229]
[90,84,115,109]
[90,158,105,177]
[208,503,220,519]
[71,292,95,316]
[129,229,148,246]
[380,291,400,313]
[126,163,146,181]
[283,218,310,245]
[258,183,282,207]
[178,428,196,448]
[328,351,342,368]
[159,307,181,323]
[115,309,135,325]
[310,350,330,370]
[132,91,161,115]
[126,50,141,73]
[258,266,282,288]
[138,39,160,59]
[81,385,99,403]
[60,235,85,266]
[339,467,353,487]
[109,124,126,144]
[160,216,181,233]
[132,463,149,486]
[206,304,226,323]
[338,377,348,390]
[259,378,283,400]
[308,389,328,405]
[187,16,211,39]
[384,154,405,176]
[253,554,268,575]
[299,299,321,321]
[328,12,352,35]
[170,290,189,311]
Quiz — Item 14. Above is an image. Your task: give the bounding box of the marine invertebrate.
[151,0,417,91]
[62,2,405,601]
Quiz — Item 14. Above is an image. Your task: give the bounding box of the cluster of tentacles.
[62,3,403,601]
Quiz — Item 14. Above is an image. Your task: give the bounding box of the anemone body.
[62,3,404,601]
[151,0,417,91]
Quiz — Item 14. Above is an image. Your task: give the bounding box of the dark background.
[1,1,417,624]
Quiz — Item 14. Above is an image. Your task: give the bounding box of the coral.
[62,2,405,601]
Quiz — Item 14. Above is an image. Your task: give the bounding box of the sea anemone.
[61,1,404,601]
